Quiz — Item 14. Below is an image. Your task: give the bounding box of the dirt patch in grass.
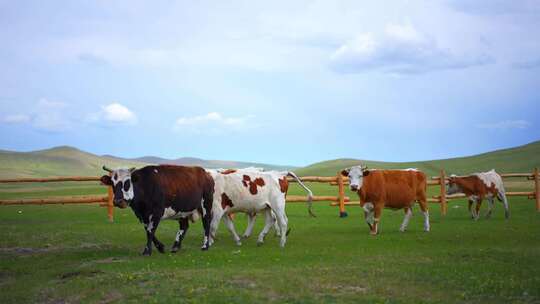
[59,270,104,280]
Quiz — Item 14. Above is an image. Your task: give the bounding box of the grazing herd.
[100,164,509,255]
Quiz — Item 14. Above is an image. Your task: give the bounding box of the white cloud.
[1,98,72,132]
[101,103,138,124]
[2,114,31,123]
[86,103,138,125]
[476,120,531,130]
[330,23,493,74]
[174,112,255,135]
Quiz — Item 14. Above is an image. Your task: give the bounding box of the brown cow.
[341,166,429,235]
[447,169,509,220]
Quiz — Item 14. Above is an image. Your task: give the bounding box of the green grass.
[1,142,540,302]
[1,186,540,303]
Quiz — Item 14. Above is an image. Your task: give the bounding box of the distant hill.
[295,140,540,177]
[0,146,293,178]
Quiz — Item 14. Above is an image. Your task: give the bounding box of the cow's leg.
[370,205,382,235]
[256,209,276,246]
[418,200,430,232]
[242,213,257,239]
[499,192,510,219]
[363,202,374,231]
[468,198,475,219]
[271,211,281,237]
[209,207,224,246]
[274,206,289,248]
[399,207,413,232]
[142,214,163,255]
[474,197,483,221]
[200,206,212,251]
[485,196,494,219]
[171,217,189,253]
[222,213,242,246]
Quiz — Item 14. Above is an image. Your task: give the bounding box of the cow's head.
[100,166,136,208]
[446,175,461,195]
[341,165,369,192]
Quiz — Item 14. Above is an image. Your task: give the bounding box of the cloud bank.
[330,23,493,74]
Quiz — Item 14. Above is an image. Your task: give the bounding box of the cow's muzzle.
[350,185,359,192]
[113,199,129,209]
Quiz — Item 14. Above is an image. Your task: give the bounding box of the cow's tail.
[287,171,316,217]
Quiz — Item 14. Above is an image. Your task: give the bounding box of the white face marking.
[347,166,364,190]
[111,169,135,201]
[154,169,158,173]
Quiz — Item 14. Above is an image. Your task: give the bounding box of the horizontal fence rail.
[1,168,538,220]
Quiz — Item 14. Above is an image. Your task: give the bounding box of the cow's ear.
[340,169,349,176]
[363,170,370,177]
[100,175,113,185]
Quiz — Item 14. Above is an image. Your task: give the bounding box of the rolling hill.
[0,146,293,178]
[295,140,540,177]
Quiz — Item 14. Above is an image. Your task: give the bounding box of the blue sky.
[0,0,539,166]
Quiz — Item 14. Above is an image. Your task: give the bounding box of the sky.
[0,0,539,166]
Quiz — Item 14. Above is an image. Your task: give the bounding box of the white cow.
[207,169,314,247]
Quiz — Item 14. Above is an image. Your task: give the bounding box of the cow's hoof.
[141,248,151,256]
[201,246,209,251]
[399,228,406,232]
[155,244,165,254]
[369,231,378,236]
[242,235,250,239]
[171,246,180,253]
[235,241,242,246]
[256,241,264,247]
[505,212,510,219]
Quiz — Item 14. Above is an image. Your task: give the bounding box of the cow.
[341,166,429,235]
[447,169,509,220]
[207,169,314,247]
[100,165,214,255]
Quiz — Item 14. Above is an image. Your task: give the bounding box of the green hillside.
[295,140,540,177]
[0,146,146,179]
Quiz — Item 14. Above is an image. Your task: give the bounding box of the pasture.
[1,183,539,303]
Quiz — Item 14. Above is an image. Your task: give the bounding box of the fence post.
[107,173,114,222]
[337,172,348,218]
[535,168,540,212]
[439,169,447,216]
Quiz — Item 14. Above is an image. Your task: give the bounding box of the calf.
[341,166,429,235]
[207,169,314,247]
[100,165,214,255]
[447,169,509,220]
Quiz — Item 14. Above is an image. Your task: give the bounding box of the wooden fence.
[1,169,539,221]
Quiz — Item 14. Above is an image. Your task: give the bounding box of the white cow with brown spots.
[447,169,509,220]
[207,169,313,247]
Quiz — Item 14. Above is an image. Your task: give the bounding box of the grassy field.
[1,182,540,303]
[1,141,540,303]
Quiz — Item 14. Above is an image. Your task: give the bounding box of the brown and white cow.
[341,166,429,235]
[447,169,509,220]
[207,169,314,247]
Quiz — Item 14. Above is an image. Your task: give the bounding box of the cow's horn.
[102,165,113,173]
